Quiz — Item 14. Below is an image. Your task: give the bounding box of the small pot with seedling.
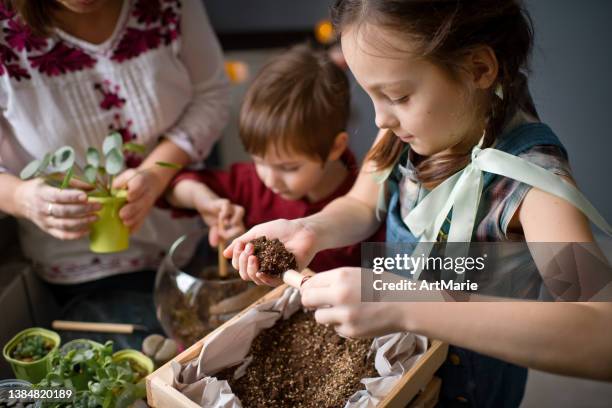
[39,340,153,408]
[49,339,105,391]
[111,349,154,382]
[19,133,173,253]
[2,328,60,383]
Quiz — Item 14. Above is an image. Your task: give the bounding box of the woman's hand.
[113,167,166,232]
[223,218,319,286]
[194,196,245,247]
[14,178,101,240]
[300,267,409,338]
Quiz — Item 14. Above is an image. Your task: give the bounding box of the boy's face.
[252,148,328,201]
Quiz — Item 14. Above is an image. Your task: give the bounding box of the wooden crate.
[147,285,449,408]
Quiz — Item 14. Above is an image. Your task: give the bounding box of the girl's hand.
[113,168,165,232]
[300,267,409,338]
[14,178,101,240]
[194,197,245,247]
[223,219,318,287]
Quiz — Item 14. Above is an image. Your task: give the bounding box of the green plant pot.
[112,350,154,382]
[2,328,60,383]
[56,339,104,391]
[88,190,129,253]
[59,339,104,353]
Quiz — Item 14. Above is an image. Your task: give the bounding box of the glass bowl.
[154,229,268,348]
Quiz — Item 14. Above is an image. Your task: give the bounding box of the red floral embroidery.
[161,6,179,25]
[0,5,14,21]
[0,43,17,63]
[0,44,30,80]
[125,153,143,169]
[29,42,96,76]
[111,0,180,61]
[161,7,180,45]
[94,80,126,110]
[133,0,162,25]
[111,27,161,62]
[109,114,137,141]
[3,18,47,52]
[0,62,30,80]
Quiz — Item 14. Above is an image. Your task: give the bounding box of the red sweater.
[171,150,385,272]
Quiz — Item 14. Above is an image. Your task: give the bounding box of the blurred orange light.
[315,20,334,44]
[225,61,249,84]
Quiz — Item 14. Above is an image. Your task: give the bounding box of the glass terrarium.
[154,229,269,348]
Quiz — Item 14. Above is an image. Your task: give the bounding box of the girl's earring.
[495,83,504,100]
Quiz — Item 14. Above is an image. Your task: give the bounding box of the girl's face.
[342,24,482,157]
[56,0,112,13]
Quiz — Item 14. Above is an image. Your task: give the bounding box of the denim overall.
[385,123,567,407]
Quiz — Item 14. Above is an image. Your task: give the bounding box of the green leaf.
[123,143,145,154]
[103,133,123,156]
[83,165,98,185]
[61,167,74,189]
[155,161,183,170]
[53,146,76,173]
[90,382,104,396]
[86,148,100,168]
[47,373,64,387]
[105,148,124,175]
[39,153,52,172]
[20,159,41,179]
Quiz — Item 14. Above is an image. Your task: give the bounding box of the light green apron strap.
[474,148,612,236]
[373,166,393,221]
[404,144,612,280]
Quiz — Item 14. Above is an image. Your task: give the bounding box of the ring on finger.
[47,202,55,217]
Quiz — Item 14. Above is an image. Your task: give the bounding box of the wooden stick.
[282,268,315,289]
[52,320,147,334]
[218,219,229,279]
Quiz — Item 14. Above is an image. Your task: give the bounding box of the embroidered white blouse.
[0,0,230,283]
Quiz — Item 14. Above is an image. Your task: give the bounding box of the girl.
[225,0,612,406]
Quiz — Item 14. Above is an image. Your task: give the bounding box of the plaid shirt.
[398,145,572,242]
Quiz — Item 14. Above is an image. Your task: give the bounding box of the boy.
[166,44,384,272]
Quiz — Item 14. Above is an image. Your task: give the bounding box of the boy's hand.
[194,197,245,247]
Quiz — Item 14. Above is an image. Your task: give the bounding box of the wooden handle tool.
[52,320,147,334]
[282,268,315,289]
[218,220,229,279]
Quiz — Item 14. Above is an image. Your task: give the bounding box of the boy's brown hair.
[239,43,350,162]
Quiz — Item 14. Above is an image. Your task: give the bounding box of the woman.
[0,0,230,346]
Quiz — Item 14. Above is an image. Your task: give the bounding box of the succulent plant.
[19,133,145,197]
